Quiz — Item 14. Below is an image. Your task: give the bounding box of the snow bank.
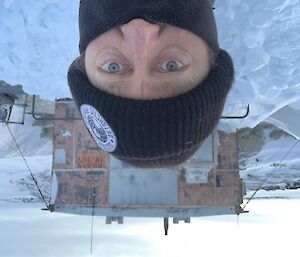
[0,115,52,158]
[216,0,300,128]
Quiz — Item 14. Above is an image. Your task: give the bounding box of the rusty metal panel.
[75,119,109,169]
[76,152,108,169]
[53,101,77,169]
[179,168,215,206]
[217,131,239,170]
[54,170,109,206]
[179,169,241,207]
[53,120,76,170]
[53,100,109,170]
[214,170,243,206]
[75,119,99,151]
[54,100,81,119]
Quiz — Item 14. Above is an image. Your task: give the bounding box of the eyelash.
[98,59,185,74]
[98,62,129,75]
[159,60,184,73]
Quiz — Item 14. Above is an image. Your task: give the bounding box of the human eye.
[161,60,184,72]
[99,62,124,74]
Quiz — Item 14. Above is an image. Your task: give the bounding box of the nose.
[120,19,161,61]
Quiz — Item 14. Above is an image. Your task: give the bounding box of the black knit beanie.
[79,0,219,53]
[68,0,234,168]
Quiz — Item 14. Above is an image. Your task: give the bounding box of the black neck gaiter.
[68,0,234,168]
[68,50,234,168]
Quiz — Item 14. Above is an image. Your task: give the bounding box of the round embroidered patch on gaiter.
[80,104,117,152]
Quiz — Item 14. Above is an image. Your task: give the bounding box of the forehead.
[92,21,204,43]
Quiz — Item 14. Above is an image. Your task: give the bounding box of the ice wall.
[1,0,300,129]
[0,0,78,100]
[216,0,300,128]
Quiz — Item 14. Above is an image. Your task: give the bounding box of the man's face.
[85,19,211,100]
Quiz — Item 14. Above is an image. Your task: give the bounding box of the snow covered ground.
[0,155,51,203]
[1,0,300,129]
[0,114,52,203]
[0,117,52,158]
[240,126,300,190]
[1,194,300,257]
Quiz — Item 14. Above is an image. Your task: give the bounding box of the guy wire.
[6,124,49,209]
[241,139,299,211]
